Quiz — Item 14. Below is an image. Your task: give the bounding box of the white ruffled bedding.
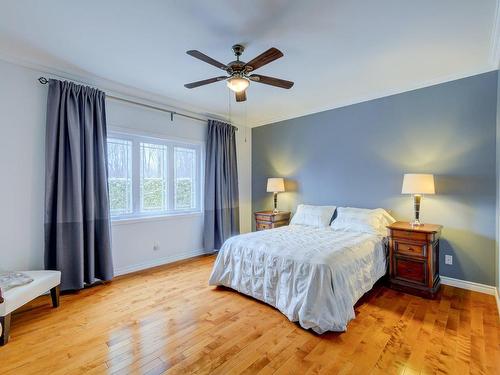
[208,225,387,333]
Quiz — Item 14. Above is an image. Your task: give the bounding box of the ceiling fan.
[184,44,294,102]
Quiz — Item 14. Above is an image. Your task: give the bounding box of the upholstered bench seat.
[0,270,61,345]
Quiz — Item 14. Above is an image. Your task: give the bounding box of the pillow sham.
[290,204,337,228]
[330,207,395,236]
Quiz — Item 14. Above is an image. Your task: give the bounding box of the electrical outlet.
[153,241,160,251]
[445,255,453,265]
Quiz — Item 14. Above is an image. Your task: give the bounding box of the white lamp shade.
[401,174,435,194]
[267,178,285,193]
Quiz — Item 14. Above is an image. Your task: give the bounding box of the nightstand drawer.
[394,257,427,285]
[256,222,272,231]
[254,211,291,231]
[391,229,428,241]
[395,241,426,257]
[255,212,289,223]
[272,221,288,228]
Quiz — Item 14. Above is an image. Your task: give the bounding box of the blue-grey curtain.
[44,79,113,291]
[204,120,240,251]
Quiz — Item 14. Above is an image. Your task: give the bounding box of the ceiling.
[0,0,498,127]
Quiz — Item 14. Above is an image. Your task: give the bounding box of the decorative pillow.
[330,207,395,236]
[290,204,337,228]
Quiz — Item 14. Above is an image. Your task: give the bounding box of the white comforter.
[208,225,387,333]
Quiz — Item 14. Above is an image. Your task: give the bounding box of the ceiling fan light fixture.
[226,76,249,93]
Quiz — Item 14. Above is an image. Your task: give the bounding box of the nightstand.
[387,221,442,298]
[254,211,291,231]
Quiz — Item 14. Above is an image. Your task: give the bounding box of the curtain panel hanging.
[44,79,113,290]
[204,120,240,251]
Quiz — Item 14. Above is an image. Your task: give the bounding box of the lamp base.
[273,192,278,214]
[411,194,423,227]
[410,219,423,227]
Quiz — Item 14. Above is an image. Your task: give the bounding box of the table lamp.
[401,173,435,226]
[267,178,285,213]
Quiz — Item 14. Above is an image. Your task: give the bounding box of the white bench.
[0,270,61,345]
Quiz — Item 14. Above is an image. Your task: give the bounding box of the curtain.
[44,79,113,291]
[204,120,240,251]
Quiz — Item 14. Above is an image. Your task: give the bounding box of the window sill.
[111,211,203,226]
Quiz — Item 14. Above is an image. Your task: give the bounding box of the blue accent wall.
[496,71,500,290]
[252,71,498,286]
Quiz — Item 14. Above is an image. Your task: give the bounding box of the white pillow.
[330,207,395,236]
[290,204,337,228]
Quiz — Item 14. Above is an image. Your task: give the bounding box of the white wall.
[0,59,252,274]
[0,60,46,270]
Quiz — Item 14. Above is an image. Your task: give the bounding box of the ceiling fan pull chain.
[244,101,248,143]
[228,88,232,123]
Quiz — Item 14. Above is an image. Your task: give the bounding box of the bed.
[208,208,390,334]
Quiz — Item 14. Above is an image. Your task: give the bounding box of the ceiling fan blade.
[249,74,294,89]
[184,76,227,89]
[244,48,283,71]
[186,50,228,70]
[235,90,247,102]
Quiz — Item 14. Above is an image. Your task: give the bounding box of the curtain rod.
[37,77,237,129]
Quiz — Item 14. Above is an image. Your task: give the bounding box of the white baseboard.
[114,248,208,276]
[496,288,500,318]
[440,276,496,295]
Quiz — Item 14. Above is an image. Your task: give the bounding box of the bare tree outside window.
[140,143,167,211]
[175,147,196,209]
[107,138,132,215]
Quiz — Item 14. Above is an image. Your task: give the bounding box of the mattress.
[208,225,387,333]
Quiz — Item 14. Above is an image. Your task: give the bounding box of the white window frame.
[107,129,203,221]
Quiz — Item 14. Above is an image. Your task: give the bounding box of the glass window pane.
[107,138,132,216]
[140,142,167,212]
[174,147,196,210]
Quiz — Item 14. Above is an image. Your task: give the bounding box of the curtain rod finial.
[38,77,49,84]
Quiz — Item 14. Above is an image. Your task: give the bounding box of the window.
[107,131,202,220]
[140,142,168,212]
[107,138,132,216]
[175,147,196,210]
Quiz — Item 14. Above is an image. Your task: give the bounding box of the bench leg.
[0,314,11,346]
[50,285,60,308]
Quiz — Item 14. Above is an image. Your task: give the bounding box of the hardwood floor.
[1,255,499,374]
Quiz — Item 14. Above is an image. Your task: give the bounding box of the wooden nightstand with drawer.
[254,211,291,231]
[387,221,442,298]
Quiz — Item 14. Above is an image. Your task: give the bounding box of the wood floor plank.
[0,255,498,375]
[256,330,313,375]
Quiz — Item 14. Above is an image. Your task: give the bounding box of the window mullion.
[167,144,175,212]
[132,139,141,214]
